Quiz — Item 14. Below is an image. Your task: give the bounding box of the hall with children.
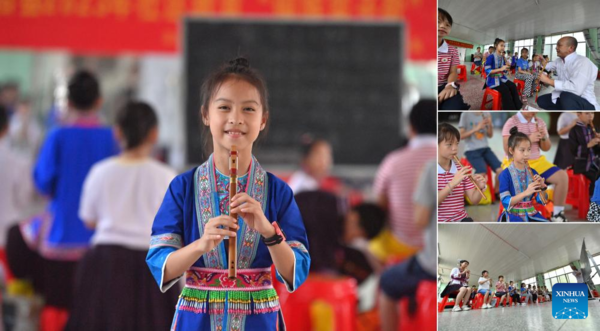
[437,1,600,111]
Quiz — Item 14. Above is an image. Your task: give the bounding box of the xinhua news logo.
[552,283,588,319]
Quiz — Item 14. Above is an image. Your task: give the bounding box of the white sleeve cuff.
[277,250,297,293]
[160,251,183,293]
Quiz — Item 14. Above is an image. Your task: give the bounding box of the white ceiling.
[438,0,600,45]
[438,224,600,285]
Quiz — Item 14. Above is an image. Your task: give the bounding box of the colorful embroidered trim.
[287,240,308,254]
[20,212,88,261]
[150,233,183,249]
[194,154,268,269]
[178,268,279,315]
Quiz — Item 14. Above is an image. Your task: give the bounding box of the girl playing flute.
[497,127,548,222]
[146,57,310,330]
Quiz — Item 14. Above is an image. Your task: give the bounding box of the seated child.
[508,281,521,306]
[484,38,522,110]
[498,127,548,222]
[458,112,502,198]
[438,123,487,222]
[569,112,600,197]
[439,259,472,312]
[520,283,532,305]
[477,270,493,309]
[495,276,508,307]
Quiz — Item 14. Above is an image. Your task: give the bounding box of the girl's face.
[460,261,469,269]
[496,42,505,53]
[439,137,459,160]
[438,16,451,38]
[522,50,528,59]
[510,140,531,163]
[203,78,267,156]
[577,112,594,125]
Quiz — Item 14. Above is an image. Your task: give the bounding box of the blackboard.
[184,18,403,165]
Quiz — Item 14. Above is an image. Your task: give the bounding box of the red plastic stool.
[472,293,485,309]
[399,281,436,331]
[495,295,508,307]
[514,79,525,96]
[480,88,502,110]
[41,306,69,331]
[566,169,591,219]
[437,290,462,312]
[482,69,487,79]
[277,274,357,331]
[457,64,467,82]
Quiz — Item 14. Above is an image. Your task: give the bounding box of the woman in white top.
[288,137,333,195]
[67,102,179,330]
[554,112,578,169]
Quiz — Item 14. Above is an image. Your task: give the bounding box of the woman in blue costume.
[146,58,310,331]
[498,127,548,222]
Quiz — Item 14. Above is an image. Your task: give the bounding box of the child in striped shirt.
[437,8,469,110]
[438,123,487,222]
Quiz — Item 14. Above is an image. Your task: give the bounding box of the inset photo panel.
[437,2,600,111]
[438,111,600,223]
[437,223,600,330]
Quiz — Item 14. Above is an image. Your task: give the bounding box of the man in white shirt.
[537,36,600,110]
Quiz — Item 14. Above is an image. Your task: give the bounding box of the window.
[514,38,534,58]
[593,254,600,285]
[544,32,587,61]
[523,277,537,287]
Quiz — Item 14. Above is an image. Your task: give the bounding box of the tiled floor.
[439,299,600,331]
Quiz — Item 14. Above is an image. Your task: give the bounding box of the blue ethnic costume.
[147,155,310,330]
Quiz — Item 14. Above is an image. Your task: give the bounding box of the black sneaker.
[551,211,568,222]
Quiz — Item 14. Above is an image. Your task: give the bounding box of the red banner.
[445,39,473,49]
[0,0,435,60]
